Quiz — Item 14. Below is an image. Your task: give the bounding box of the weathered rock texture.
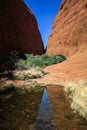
[0,0,44,54]
[33,0,87,84]
[46,0,87,57]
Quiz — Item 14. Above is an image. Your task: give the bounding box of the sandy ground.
[0,51,87,88]
[33,51,87,85]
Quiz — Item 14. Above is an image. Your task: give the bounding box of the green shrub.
[26,57,44,67]
[56,54,66,60]
[41,53,49,60]
[54,55,66,63]
[43,56,56,65]
[15,53,66,70]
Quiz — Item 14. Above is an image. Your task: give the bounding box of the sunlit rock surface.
[46,0,87,57]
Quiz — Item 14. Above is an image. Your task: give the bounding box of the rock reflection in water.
[31,88,57,130]
[47,85,87,130]
[1,84,86,130]
[0,88,44,130]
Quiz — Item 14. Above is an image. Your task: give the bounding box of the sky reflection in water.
[31,88,57,130]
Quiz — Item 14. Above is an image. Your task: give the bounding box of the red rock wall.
[46,0,87,57]
[0,0,44,55]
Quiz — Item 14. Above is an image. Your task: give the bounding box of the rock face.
[33,0,87,84]
[46,0,87,57]
[0,0,44,55]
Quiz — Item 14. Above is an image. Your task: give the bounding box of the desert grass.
[64,80,87,120]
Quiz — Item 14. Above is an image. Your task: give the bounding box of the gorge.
[0,0,87,129]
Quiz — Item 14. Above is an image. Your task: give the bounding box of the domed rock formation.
[33,0,87,84]
[0,0,44,55]
[46,0,87,57]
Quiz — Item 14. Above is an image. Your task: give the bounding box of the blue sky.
[24,0,62,48]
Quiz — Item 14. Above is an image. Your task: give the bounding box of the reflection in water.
[0,85,86,130]
[0,88,44,130]
[0,87,57,130]
[31,88,57,130]
[47,85,87,130]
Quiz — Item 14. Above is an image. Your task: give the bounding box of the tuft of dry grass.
[64,80,87,120]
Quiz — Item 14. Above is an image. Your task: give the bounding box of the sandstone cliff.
[46,0,87,57]
[0,0,44,55]
[33,0,87,83]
